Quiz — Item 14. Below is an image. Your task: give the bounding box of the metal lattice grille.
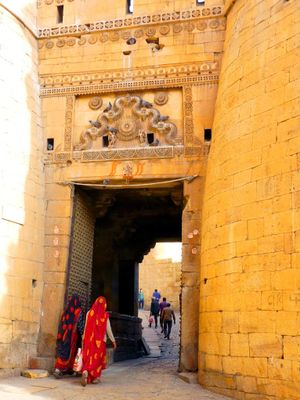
[67,191,95,313]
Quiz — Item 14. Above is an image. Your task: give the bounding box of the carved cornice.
[40,62,219,97]
[44,145,209,165]
[37,6,224,38]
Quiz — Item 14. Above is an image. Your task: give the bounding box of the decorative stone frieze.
[44,145,210,165]
[64,96,74,151]
[183,86,194,145]
[38,18,226,47]
[40,62,219,96]
[37,7,224,38]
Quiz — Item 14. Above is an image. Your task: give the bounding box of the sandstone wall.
[139,245,181,311]
[199,0,300,398]
[38,0,224,27]
[37,0,223,373]
[0,3,44,370]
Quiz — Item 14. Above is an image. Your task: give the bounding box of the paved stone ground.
[0,311,231,400]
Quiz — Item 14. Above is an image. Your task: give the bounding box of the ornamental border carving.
[183,86,194,145]
[64,96,74,151]
[41,74,218,99]
[44,145,209,165]
[40,61,219,97]
[38,17,226,48]
[37,6,224,38]
[41,74,218,97]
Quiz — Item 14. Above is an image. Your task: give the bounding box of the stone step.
[21,369,49,379]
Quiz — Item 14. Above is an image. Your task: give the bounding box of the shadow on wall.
[0,2,45,372]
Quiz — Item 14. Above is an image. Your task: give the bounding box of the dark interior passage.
[90,185,183,316]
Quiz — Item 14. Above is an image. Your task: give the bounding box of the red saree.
[82,296,108,383]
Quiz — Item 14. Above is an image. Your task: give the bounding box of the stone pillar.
[38,181,73,357]
[134,262,139,317]
[180,178,203,371]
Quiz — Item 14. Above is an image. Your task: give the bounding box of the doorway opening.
[67,183,183,361]
[138,242,182,361]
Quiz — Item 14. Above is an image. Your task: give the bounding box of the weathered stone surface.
[29,357,55,371]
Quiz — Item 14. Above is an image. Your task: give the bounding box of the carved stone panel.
[73,93,179,151]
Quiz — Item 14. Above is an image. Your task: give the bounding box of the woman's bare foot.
[81,370,88,387]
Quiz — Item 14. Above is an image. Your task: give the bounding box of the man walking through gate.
[161,303,176,340]
[159,297,168,332]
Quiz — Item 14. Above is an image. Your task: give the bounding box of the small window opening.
[57,5,64,24]
[47,138,54,151]
[126,0,134,14]
[196,0,205,5]
[147,132,154,144]
[102,135,109,147]
[32,279,37,288]
[204,129,212,141]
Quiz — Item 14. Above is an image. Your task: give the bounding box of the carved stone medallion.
[89,97,103,110]
[154,91,169,106]
[145,27,156,37]
[173,24,183,33]
[117,119,141,141]
[196,21,207,31]
[159,25,170,35]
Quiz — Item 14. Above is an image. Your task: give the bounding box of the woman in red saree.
[81,296,116,386]
[54,294,84,378]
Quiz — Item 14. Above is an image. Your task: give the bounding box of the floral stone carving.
[74,94,178,150]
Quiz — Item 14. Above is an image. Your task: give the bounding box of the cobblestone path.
[0,311,231,400]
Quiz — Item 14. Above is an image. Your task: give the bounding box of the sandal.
[53,369,63,379]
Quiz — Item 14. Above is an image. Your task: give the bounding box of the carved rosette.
[117,118,141,141]
[154,91,169,106]
[89,97,103,110]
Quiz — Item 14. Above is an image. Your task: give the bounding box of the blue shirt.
[138,292,144,301]
[152,291,161,301]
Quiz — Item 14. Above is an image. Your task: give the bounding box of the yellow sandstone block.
[230,334,249,357]
[249,333,282,358]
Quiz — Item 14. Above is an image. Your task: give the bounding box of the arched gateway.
[39,87,212,372]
